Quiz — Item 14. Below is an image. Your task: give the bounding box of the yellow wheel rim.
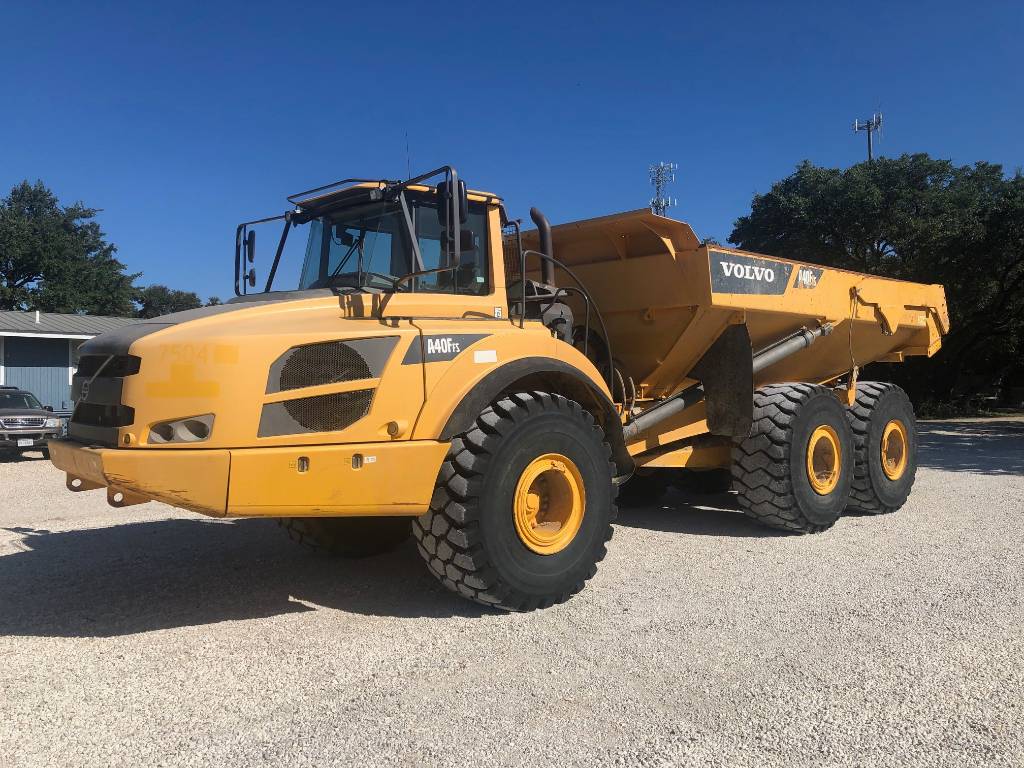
[513,453,585,555]
[881,419,909,480]
[806,425,841,495]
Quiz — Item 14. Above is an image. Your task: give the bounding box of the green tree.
[0,180,138,314]
[729,154,1024,407]
[134,284,203,318]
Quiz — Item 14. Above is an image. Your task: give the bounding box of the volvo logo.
[709,251,792,296]
[720,261,776,283]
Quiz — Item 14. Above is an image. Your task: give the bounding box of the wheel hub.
[513,453,585,555]
[806,424,841,495]
[881,419,908,480]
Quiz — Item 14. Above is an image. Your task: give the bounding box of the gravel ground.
[1,418,1022,768]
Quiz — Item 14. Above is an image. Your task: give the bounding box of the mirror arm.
[264,211,292,293]
[449,168,461,268]
[234,224,245,296]
[399,192,425,278]
[233,213,288,296]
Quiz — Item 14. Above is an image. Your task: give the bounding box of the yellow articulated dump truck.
[51,166,948,611]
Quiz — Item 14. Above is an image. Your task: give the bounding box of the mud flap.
[689,324,753,437]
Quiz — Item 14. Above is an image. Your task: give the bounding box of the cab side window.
[413,201,490,295]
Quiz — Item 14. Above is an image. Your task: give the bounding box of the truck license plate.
[17,439,33,447]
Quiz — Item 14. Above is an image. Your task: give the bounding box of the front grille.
[72,403,135,429]
[258,389,374,437]
[1,417,45,428]
[75,354,141,378]
[70,354,141,446]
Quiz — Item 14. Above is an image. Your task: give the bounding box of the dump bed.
[521,210,948,399]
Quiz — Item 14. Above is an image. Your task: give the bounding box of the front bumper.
[48,438,449,518]
[2,429,61,450]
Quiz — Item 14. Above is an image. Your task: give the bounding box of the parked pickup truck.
[0,386,63,456]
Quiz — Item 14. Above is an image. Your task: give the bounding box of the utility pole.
[852,112,883,162]
[649,162,678,216]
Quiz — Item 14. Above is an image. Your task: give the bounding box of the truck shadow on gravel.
[917,420,1024,475]
[615,490,788,538]
[0,518,494,638]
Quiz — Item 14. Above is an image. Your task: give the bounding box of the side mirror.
[246,231,256,263]
[436,179,469,227]
[247,268,257,288]
[44,405,54,412]
[459,229,475,253]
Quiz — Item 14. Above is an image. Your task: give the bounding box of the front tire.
[732,384,854,533]
[845,382,917,514]
[413,391,617,611]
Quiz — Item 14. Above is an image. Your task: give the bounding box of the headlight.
[148,414,215,444]
[44,418,60,428]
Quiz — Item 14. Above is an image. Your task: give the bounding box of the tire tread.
[732,383,836,534]
[413,391,617,611]
[846,381,916,514]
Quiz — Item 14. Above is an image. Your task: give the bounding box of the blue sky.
[3,1,1021,302]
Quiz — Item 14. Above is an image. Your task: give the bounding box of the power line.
[649,162,678,216]
[852,112,883,162]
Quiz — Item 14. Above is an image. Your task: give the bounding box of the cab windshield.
[296,197,489,295]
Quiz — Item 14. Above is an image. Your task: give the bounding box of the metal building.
[0,311,139,413]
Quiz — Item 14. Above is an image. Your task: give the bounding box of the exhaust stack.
[530,207,555,286]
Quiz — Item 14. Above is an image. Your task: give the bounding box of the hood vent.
[266,337,398,394]
[258,389,374,437]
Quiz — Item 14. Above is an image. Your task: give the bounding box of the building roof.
[0,310,139,337]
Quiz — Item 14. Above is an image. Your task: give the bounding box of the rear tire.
[732,383,853,533]
[413,391,617,611]
[845,382,917,514]
[279,516,411,557]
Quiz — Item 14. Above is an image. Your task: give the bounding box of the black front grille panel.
[258,389,374,437]
[75,354,141,379]
[69,354,141,446]
[73,403,136,429]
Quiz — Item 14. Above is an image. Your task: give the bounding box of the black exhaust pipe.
[530,207,555,286]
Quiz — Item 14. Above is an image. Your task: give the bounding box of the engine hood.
[79,289,340,357]
[70,289,423,450]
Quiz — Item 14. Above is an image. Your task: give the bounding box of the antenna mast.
[404,131,412,179]
[852,112,883,162]
[649,162,678,216]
